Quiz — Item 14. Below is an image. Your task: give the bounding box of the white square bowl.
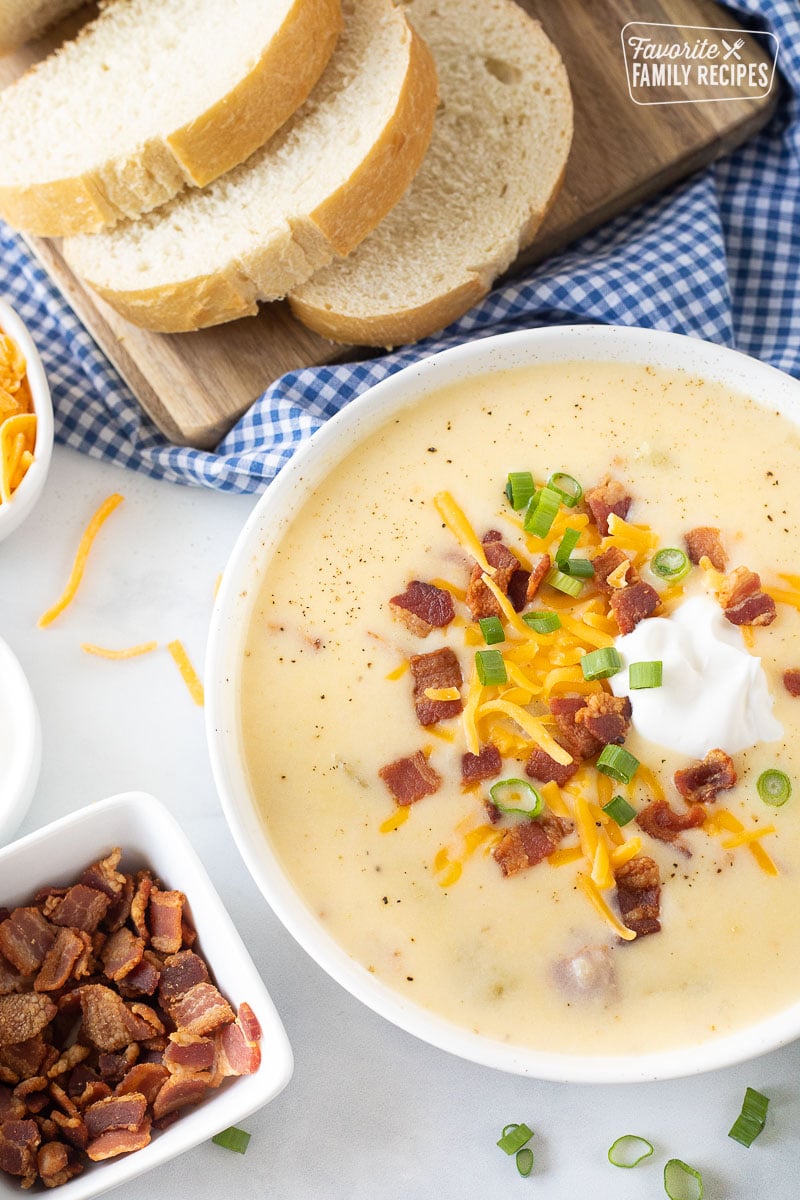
[0,791,293,1199]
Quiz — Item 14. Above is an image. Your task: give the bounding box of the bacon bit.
[685,526,727,571]
[609,580,660,634]
[115,1064,168,1106]
[460,744,502,785]
[783,668,800,697]
[0,955,23,997]
[158,951,210,1008]
[101,929,145,983]
[0,994,57,1046]
[163,1033,215,1075]
[585,478,632,536]
[98,1046,139,1086]
[78,986,153,1052]
[615,855,661,938]
[80,848,126,901]
[86,1116,151,1161]
[575,693,632,746]
[49,1112,87,1152]
[548,696,601,759]
[166,639,205,706]
[118,957,160,998]
[465,535,520,620]
[591,546,635,594]
[718,566,777,627]
[0,1035,49,1082]
[0,909,56,975]
[81,642,158,660]
[409,647,463,725]
[37,1140,81,1187]
[129,873,153,941]
[170,983,235,1037]
[105,875,135,934]
[493,816,571,877]
[213,1003,262,1081]
[525,553,552,602]
[84,1093,147,1141]
[674,748,736,804]
[152,1075,211,1122]
[34,929,86,993]
[46,1046,90,1082]
[148,890,185,955]
[525,748,579,787]
[38,494,124,628]
[389,580,455,637]
[636,799,706,852]
[0,1118,40,1183]
[49,885,110,934]
[379,748,441,806]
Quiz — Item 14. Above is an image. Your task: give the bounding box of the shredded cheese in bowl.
[0,329,37,505]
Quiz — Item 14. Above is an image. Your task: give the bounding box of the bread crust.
[0,0,343,236]
[66,21,439,333]
[289,163,569,348]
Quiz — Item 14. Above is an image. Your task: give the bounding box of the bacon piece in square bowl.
[0,1118,40,1184]
[389,580,455,637]
[148,890,185,955]
[379,751,441,807]
[409,647,463,725]
[49,885,110,934]
[34,929,87,993]
[0,994,56,1046]
[0,909,55,976]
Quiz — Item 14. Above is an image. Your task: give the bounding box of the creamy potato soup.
[241,360,800,1057]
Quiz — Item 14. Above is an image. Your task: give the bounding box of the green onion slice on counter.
[497,1123,534,1155]
[651,547,691,582]
[561,557,595,579]
[603,795,637,827]
[554,527,581,566]
[581,647,622,681]
[515,1148,534,1177]
[212,1127,251,1155]
[523,610,562,634]
[728,1087,769,1147]
[663,1158,703,1200]
[630,660,663,689]
[757,769,792,807]
[475,649,508,686]
[479,615,505,645]
[489,779,544,819]
[524,486,562,538]
[544,566,584,598]
[506,471,536,510]
[607,1134,654,1168]
[547,471,583,508]
[597,745,640,784]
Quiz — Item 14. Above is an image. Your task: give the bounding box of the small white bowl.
[207,324,800,1084]
[0,791,293,1200]
[0,634,41,846]
[0,296,54,543]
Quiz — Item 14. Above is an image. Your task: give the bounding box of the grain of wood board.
[0,0,779,449]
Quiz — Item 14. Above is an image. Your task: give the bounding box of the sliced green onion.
[561,557,595,579]
[515,1148,534,1177]
[475,648,507,686]
[757,769,791,807]
[581,647,622,681]
[522,610,561,634]
[597,745,640,784]
[554,527,580,566]
[212,1126,251,1155]
[607,1134,654,1168]
[479,615,505,645]
[544,565,584,598]
[497,1123,534,1155]
[524,485,562,538]
[663,1158,703,1200]
[728,1086,769,1147]
[505,471,535,510]
[651,547,691,582]
[489,778,544,819]
[547,471,583,508]
[630,660,663,689]
[603,795,637,827]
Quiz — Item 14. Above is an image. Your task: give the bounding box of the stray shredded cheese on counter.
[167,639,205,707]
[38,493,124,627]
[82,641,158,660]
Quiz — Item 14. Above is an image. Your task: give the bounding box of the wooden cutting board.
[0,0,778,449]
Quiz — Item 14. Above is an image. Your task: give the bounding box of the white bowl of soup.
[207,325,800,1082]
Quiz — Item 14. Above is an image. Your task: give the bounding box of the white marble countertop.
[1,444,799,1199]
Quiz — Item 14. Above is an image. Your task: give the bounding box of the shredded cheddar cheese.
[380,807,410,833]
[430,576,467,601]
[38,493,124,627]
[424,686,460,701]
[167,639,205,707]
[721,825,776,851]
[610,838,642,869]
[385,661,409,680]
[476,698,572,764]
[0,331,36,504]
[548,846,582,867]
[577,872,637,941]
[82,641,158,660]
[764,586,800,613]
[434,492,496,575]
[479,571,534,638]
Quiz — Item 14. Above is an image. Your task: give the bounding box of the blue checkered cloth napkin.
[1,0,797,493]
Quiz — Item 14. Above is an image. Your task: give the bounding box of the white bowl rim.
[0,633,41,846]
[0,295,55,540]
[206,323,800,1084]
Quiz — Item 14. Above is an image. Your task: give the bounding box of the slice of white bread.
[63,0,438,333]
[0,0,343,235]
[0,0,86,55]
[289,0,572,347]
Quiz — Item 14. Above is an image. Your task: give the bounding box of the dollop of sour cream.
[609,594,782,759]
